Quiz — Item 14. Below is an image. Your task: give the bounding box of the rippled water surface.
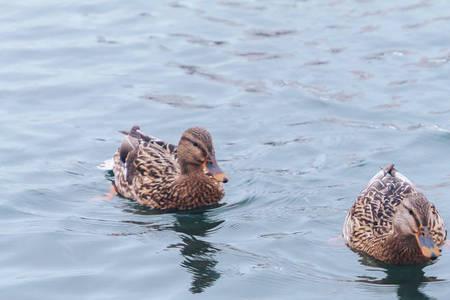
[2,1,450,299]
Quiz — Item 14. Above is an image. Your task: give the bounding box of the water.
[1,0,450,299]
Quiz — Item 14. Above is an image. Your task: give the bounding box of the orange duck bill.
[415,227,441,260]
[204,159,228,183]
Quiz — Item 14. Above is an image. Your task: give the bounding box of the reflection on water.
[172,214,223,294]
[122,202,223,294]
[357,255,443,300]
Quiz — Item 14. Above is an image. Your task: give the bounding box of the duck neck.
[173,170,223,210]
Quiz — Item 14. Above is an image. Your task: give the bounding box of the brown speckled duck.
[343,164,446,265]
[112,126,228,211]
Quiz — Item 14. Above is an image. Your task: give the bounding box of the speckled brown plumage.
[112,126,227,211]
[343,164,446,265]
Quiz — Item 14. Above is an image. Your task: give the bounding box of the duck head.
[177,127,228,183]
[394,194,441,260]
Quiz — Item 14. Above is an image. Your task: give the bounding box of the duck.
[112,126,228,211]
[343,164,446,265]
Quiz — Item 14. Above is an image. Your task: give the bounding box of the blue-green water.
[1,1,450,299]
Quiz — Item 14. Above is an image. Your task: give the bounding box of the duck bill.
[206,159,228,183]
[415,227,441,260]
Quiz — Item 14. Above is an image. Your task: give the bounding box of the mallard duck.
[112,126,228,211]
[343,164,446,265]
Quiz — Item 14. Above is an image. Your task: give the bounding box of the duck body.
[112,126,227,211]
[343,164,446,265]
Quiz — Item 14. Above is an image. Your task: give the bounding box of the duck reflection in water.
[121,203,223,294]
[356,255,442,300]
[170,212,223,293]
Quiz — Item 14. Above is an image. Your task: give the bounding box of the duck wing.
[119,125,177,162]
[115,126,179,186]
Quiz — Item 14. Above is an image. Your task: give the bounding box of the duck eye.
[408,209,414,215]
[192,141,199,148]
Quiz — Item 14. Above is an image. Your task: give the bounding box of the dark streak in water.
[142,94,215,109]
[354,1,431,18]
[260,231,307,240]
[364,50,410,61]
[359,25,379,33]
[404,15,450,29]
[429,109,450,115]
[171,33,227,47]
[263,137,312,146]
[65,170,84,176]
[352,70,373,80]
[248,29,298,38]
[203,16,243,27]
[388,79,416,86]
[416,54,450,68]
[235,52,286,61]
[96,36,119,45]
[273,80,359,102]
[304,60,329,66]
[174,63,268,93]
[218,1,266,11]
